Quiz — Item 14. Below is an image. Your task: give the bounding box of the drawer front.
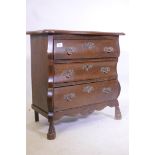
[54,39,119,59]
[54,61,117,83]
[54,80,120,111]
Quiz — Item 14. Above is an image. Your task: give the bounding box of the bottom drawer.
[54,80,120,111]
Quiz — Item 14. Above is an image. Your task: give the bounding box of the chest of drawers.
[27,29,125,140]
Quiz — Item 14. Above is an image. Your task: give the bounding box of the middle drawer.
[54,61,117,83]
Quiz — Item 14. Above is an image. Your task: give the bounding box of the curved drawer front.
[54,80,120,111]
[54,39,119,59]
[54,61,117,83]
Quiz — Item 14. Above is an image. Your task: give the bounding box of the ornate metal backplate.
[83,42,95,50]
[103,46,114,53]
[100,67,110,73]
[64,93,76,102]
[102,87,112,94]
[83,85,94,93]
[82,64,93,71]
[62,69,74,78]
[65,47,75,55]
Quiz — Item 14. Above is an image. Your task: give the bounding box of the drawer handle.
[102,87,112,94]
[104,46,114,53]
[62,69,74,78]
[64,93,76,102]
[65,47,74,55]
[100,67,110,73]
[82,64,93,71]
[83,42,95,50]
[83,85,94,93]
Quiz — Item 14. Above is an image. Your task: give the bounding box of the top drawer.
[54,39,119,59]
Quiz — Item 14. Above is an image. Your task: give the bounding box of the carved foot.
[115,105,122,120]
[47,112,56,140]
[47,117,56,140]
[34,111,39,122]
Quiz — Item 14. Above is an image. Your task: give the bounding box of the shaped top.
[26,29,125,36]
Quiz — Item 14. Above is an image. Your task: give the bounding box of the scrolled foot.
[47,131,56,140]
[47,120,56,140]
[115,105,122,120]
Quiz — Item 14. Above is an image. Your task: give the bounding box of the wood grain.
[27,30,124,140]
[54,80,120,111]
[54,39,119,59]
[27,29,125,36]
[54,60,117,83]
[53,100,118,120]
[31,34,49,112]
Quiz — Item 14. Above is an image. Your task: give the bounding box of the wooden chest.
[27,29,125,140]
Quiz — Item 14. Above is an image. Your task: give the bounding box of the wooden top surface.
[26,29,125,36]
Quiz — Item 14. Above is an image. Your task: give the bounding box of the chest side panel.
[31,34,49,112]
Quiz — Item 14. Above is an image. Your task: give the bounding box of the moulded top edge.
[26,29,125,36]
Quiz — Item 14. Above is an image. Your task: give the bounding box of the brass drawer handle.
[100,67,110,73]
[102,87,112,94]
[65,47,74,55]
[104,46,114,53]
[83,85,94,93]
[64,93,76,102]
[83,42,95,50]
[62,69,74,78]
[82,64,93,71]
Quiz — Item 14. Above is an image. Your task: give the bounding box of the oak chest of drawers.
[27,29,125,140]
